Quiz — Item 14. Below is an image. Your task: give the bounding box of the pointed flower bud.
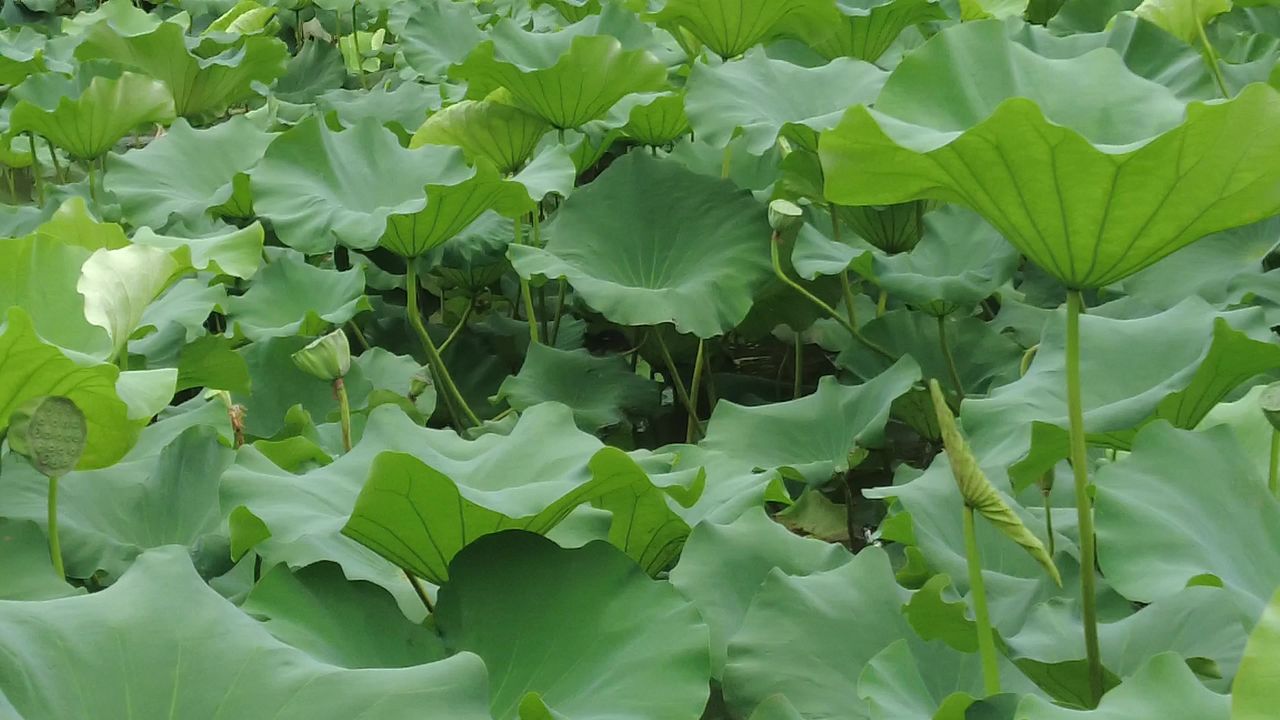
[292,329,351,381]
[8,396,86,478]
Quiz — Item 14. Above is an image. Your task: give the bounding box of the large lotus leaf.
[0,309,135,470]
[131,220,265,280]
[75,20,288,117]
[78,244,184,362]
[0,425,232,582]
[436,531,711,720]
[452,30,667,129]
[668,507,851,677]
[8,70,175,159]
[623,91,690,145]
[1006,586,1252,690]
[223,404,604,606]
[811,0,948,62]
[495,344,661,434]
[1094,422,1280,614]
[0,546,494,719]
[509,152,774,337]
[1118,216,1280,309]
[651,0,843,58]
[224,250,368,341]
[858,638,1040,720]
[395,0,487,80]
[0,234,111,357]
[1129,0,1231,44]
[589,446,703,575]
[239,561,447,669]
[1014,653,1228,720]
[0,519,79,600]
[699,357,920,484]
[0,27,47,86]
[342,425,688,584]
[410,98,551,176]
[317,82,444,137]
[819,20,1280,288]
[1234,589,1280,720]
[104,116,276,229]
[722,547,913,719]
[864,205,1020,316]
[685,50,886,155]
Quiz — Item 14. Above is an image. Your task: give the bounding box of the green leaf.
[105,116,276,230]
[394,0,487,81]
[699,357,920,483]
[906,574,979,652]
[1094,422,1280,613]
[1234,589,1280,720]
[510,152,775,338]
[131,221,265,280]
[858,638,1039,720]
[78,244,184,361]
[1129,0,1231,44]
[239,561,447,668]
[651,0,843,58]
[0,230,112,358]
[411,98,551,175]
[495,344,661,433]
[435,531,711,720]
[225,250,369,341]
[0,546,494,719]
[810,0,948,62]
[820,20,1280,288]
[669,507,851,677]
[9,69,175,159]
[342,418,683,583]
[622,91,690,146]
[1014,653,1228,719]
[452,24,667,129]
[0,308,135,470]
[685,51,886,155]
[0,519,79,600]
[76,20,288,117]
[588,447,699,575]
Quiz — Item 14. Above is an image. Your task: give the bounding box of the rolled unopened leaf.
[291,328,351,381]
[768,198,804,236]
[1260,381,1280,432]
[928,379,1062,586]
[8,396,87,478]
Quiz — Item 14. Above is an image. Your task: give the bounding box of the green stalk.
[655,332,701,439]
[963,506,1001,696]
[405,262,481,430]
[793,334,804,399]
[937,314,966,403]
[48,475,64,579]
[47,144,63,183]
[1194,9,1229,98]
[334,377,352,452]
[1269,429,1279,497]
[1042,483,1055,557]
[27,133,44,205]
[440,301,472,353]
[876,288,888,317]
[830,206,860,329]
[350,6,367,89]
[515,215,539,345]
[549,279,567,346]
[86,160,98,205]
[770,238,894,361]
[405,569,434,613]
[686,339,705,443]
[1066,289,1102,704]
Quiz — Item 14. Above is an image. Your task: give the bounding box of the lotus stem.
[47,144,62,183]
[876,288,888,317]
[686,339,705,443]
[830,207,861,329]
[333,377,352,452]
[1066,289,1102,704]
[515,215,540,345]
[350,6,367,90]
[27,133,43,205]
[963,505,1001,696]
[347,320,370,351]
[1042,482,1055,557]
[48,475,64,579]
[720,145,732,179]
[937,314,966,403]
[405,262,481,430]
[86,160,98,206]
[1194,10,1229,98]
[1269,429,1279,497]
[770,237,894,361]
[549,279,567,345]
[654,331,702,441]
[439,301,472,353]
[405,569,434,613]
[793,333,803,399]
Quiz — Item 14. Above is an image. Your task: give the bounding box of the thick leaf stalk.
[405,263,481,430]
[962,505,999,696]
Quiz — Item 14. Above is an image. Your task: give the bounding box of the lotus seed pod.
[291,329,351,381]
[768,199,804,235]
[1260,381,1280,431]
[8,396,87,478]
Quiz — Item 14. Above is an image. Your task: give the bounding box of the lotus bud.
[409,368,432,399]
[8,396,86,477]
[292,329,351,381]
[1260,382,1280,431]
[768,199,804,236]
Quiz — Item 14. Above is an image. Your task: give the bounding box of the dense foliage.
[1,0,1280,717]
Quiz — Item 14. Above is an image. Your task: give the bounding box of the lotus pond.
[1,0,1280,717]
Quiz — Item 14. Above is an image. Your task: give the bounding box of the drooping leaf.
[78,244,184,362]
[410,98,551,175]
[495,344,661,433]
[224,250,369,341]
[0,546,494,719]
[622,91,690,146]
[820,20,1280,288]
[811,0,948,62]
[131,221,265,280]
[510,152,775,338]
[1128,0,1231,44]
[435,531,712,720]
[587,446,701,575]
[8,69,175,159]
[651,0,843,58]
